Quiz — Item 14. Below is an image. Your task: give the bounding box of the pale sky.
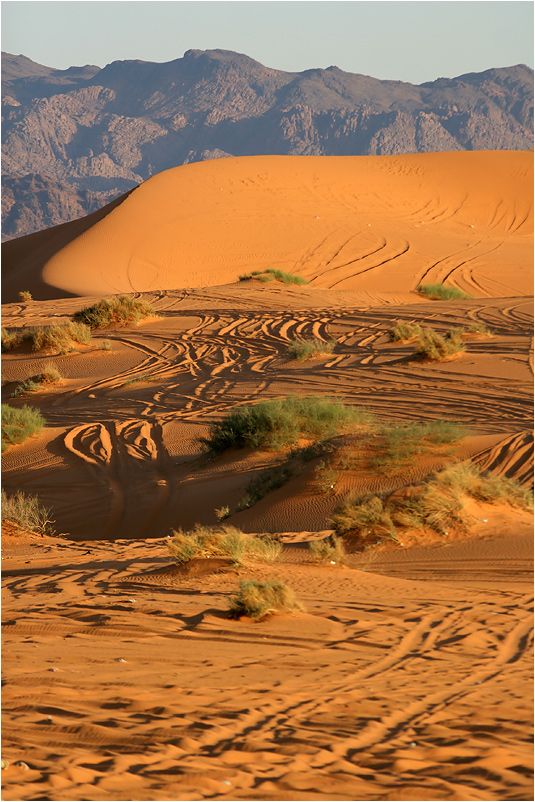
[1,1,533,84]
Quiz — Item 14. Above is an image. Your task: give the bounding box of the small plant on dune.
[97,339,112,351]
[239,269,308,286]
[73,295,155,329]
[11,363,62,398]
[200,396,366,455]
[467,322,493,337]
[415,327,465,362]
[313,460,339,494]
[168,525,282,565]
[235,464,293,512]
[229,579,304,620]
[389,320,423,342]
[417,283,473,301]
[1,488,55,535]
[1,403,45,452]
[215,505,231,522]
[287,337,335,361]
[2,328,22,352]
[18,291,32,302]
[308,535,346,564]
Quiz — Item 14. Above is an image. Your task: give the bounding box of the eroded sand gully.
[2,152,533,801]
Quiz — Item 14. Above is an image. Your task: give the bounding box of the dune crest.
[2,151,532,302]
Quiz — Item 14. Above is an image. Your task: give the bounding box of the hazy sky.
[2,1,533,84]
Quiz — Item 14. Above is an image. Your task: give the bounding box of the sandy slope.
[1,523,533,801]
[2,151,533,302]
[2,151,533,801]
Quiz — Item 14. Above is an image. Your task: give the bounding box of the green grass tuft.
[229,579,303,620]
[417,283,473,301]
[415,327,466,361]
[168,525,282,565]
[11,362,62,397]
[389,320,423,342]
[200,396,365,454]
[73,295,155,329]
[18,291,33,302]
[2,403,45,451]
[239,269,308,286]
[287,337,335,361]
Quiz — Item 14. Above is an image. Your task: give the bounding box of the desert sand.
[2,152,533,801]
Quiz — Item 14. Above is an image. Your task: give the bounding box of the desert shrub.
[389,320,423,341]
[215,505,231,522]
[1,328,22,352]
[11,363,62,397]
[417,284,473,301]
[308,535,346,563]
[287,337,335,361]
[73,295,154,329]
[229,579,303,620]
[4,322,92,354]
[1,404,45,451]
[1,488,55,535]
[200,396,365,454]
[331,462,533,542]
[18,291,32,302]
[416,327,465,361]
[236,464,293,512]
[97,339,112,351]
[168,525,281,565]
[239,269,308,286]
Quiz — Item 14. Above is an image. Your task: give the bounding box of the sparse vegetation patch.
[200,396,365,454]
[287,337,335,361]
[18,291,32,302]
[73,295,155,329]
[236,464,293,512]
[331,462,533,546]
[239,269,308,286]
[416,327,465,361]
[417,283,473,301]
[1,323,91,353]
[11,363,62,397]
[229,579,303,620]
[168,525,282,565]
[1,403,45,452]
[1,488,55,535]
[308,535,346,564]
[389,320,423,342]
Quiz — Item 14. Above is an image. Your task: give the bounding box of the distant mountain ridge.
[2,49,533,239]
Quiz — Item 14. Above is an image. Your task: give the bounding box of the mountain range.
[2,49,533,239]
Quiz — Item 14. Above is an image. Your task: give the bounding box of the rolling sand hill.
[1,151,533,801]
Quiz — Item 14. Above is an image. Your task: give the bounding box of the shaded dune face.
[2,151,532,301]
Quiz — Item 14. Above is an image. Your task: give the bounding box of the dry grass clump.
[331,462,533,544]
[73,295,154,329]
[18,291,32,302]
[416,327,465,361]
[229,579,304,620]
[308,535,346,564]
[287,337,335,361]
[417,283,473,301]
[1,403,45,452]
[168,525,282,565]
[467,322,493,337]
[200,396,366,454]
[239,269,308,285]
[11,363,62,397]
[372,419,469,472]
[2,322,91,353]
[389,320,423,341]
[1,488,55,535]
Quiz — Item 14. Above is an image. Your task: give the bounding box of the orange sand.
[2,151,533,302]
[2,151,533,801]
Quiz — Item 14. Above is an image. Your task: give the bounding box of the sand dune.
[2,151,533,302]
[2,150,533,801]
